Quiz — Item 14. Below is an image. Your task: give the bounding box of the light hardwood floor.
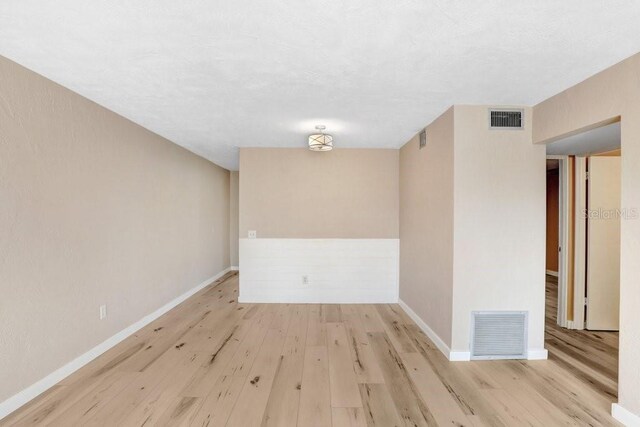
[2,272,621,426]
[545,274,619,401]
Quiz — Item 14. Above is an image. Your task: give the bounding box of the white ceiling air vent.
[489,109,523,129]
[419,129,427,149]
[471,311,527,360]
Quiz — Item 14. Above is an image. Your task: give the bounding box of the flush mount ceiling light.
[308,125,333,151]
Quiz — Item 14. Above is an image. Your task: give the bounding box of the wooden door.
[586,157,621,331]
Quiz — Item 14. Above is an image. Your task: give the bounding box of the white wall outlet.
[302,275,310,285]
[99,304,107,320]
[248,230,257,239]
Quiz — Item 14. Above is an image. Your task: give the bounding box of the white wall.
[239,238,399,303]
[451,106,547,357]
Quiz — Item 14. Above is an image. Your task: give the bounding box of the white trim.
[526,349,549,360]
[558,155,570,328]
[573,156,588,330]
[399,299,546,362]
[230,266,239,271]
[612,403,640,426]
[548,154,569,328]
[398,299,471,361]
[398,299,450,358]
[449,352,471,361]
[0,267,232,421]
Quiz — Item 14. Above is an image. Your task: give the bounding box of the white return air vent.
[471,311,527,360]
[489,109,523,129]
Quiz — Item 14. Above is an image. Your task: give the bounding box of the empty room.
[2,2,640,426]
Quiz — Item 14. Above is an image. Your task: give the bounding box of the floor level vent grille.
[471,311,527,360]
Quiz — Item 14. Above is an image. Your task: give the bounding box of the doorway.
[544,121,620,400]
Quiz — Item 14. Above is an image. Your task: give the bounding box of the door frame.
[547,155,570,328]
[572,156,588,330]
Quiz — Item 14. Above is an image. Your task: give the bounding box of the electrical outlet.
[99,304,107,320]
[248,230,257,239]
[302,275,310,285]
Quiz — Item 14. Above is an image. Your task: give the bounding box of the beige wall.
[239,148,399,239]
[398,106,546,356]
[0,56,230,402]
[451,106,546,353]
[534,52,640,418]
[399,108,454,347]
[230,171,239,266]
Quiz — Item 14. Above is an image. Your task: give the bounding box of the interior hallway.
[2,273,621,426]
[545,274,619,401]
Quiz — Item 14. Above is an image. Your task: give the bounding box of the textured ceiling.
[1,1,640,170]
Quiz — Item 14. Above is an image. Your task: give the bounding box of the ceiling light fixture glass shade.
[308,125,333,151]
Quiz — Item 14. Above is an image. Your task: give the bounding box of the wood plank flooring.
[2,272,621,426]
[544,274,619,401]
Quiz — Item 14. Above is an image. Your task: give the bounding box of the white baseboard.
[0,267,232,421]
[526,349,549,360]
[546,270,559,277]
[566,319,584,330]
[398,299,547,363]
[398,299,460,361]
[230,266,239,271]
[449,352,471,361]
[613,403,640,426]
